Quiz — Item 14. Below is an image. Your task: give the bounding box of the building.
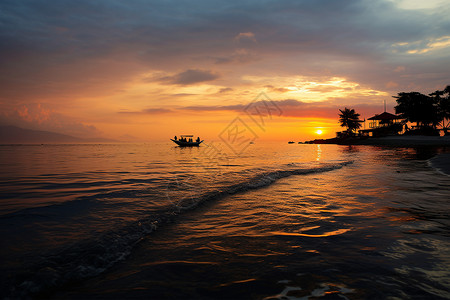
[359,111,403,137]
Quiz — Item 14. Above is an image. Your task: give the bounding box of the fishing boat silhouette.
[171,135,203,147]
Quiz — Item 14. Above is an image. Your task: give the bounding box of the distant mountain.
[0,125,117,144]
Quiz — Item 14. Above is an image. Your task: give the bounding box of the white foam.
[263,286,303,300]
[264,282,354,300]
[428,153,450,176]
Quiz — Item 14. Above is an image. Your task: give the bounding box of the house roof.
[367,112,401,121]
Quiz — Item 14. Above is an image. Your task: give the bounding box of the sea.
[0,142,449,299]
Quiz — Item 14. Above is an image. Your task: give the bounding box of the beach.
[1,143,449,299]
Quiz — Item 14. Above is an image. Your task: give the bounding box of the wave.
[2,161,352,299]
[428,153,450,176]
[171,161,353,210]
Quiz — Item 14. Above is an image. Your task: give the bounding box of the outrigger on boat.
[171,135,203,147]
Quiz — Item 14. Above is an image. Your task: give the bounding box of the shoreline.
[352,136,450,175]
[356,136,450,175]
[306,135,450,147]
[353,135,450,147]
[305,135,450,175]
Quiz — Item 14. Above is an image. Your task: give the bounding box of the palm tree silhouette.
[338,108,362,135]
[431,85,450,135]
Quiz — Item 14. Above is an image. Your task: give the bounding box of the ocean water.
[0,143,449,299]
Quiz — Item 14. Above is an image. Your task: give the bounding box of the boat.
[171,135,203,147]
[288,141,295,144]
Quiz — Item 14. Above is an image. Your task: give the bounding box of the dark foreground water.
[0,143,449,299]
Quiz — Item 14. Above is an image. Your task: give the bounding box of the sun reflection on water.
[315,144,322,161]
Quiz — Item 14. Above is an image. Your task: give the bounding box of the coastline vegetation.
[338,108,363,135]
[305,84,450,144]
[394,85,450,135]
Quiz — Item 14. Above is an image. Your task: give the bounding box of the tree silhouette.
[431,85,450,134]
[394,92,439,129]
[338,108,362,134]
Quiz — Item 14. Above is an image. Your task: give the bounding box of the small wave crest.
[428,153,450,176]
[170,161,353,210]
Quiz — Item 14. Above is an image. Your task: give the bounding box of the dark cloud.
[0,0,449,110]
[124,99,385,120]
[218,87,233,93]
[157,69,220,85]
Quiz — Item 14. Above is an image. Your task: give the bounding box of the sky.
[1,0,449,142]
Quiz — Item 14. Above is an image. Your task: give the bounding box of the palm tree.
[338,107,362,135]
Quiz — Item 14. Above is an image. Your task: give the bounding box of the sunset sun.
[315,129,323,135]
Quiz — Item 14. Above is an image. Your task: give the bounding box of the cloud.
[235,32,256,42]
[391,35,450,54]
[157,69,220,85]
[182,99,356,119]
[265,85,291,93]
[386,81,399,88]
[118,108,173,114]
[126,99,387,120]
[0,0,449,137]
[0,103,102,138]
[304,85,348,93]
[218,87,233,93]
[213,49,259,64]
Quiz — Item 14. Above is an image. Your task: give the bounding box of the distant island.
[0,125,118,144]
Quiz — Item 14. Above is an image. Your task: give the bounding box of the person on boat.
[174,136,177,141]
[196,137,200,143]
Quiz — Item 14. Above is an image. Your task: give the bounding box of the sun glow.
[315,129,323,135]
